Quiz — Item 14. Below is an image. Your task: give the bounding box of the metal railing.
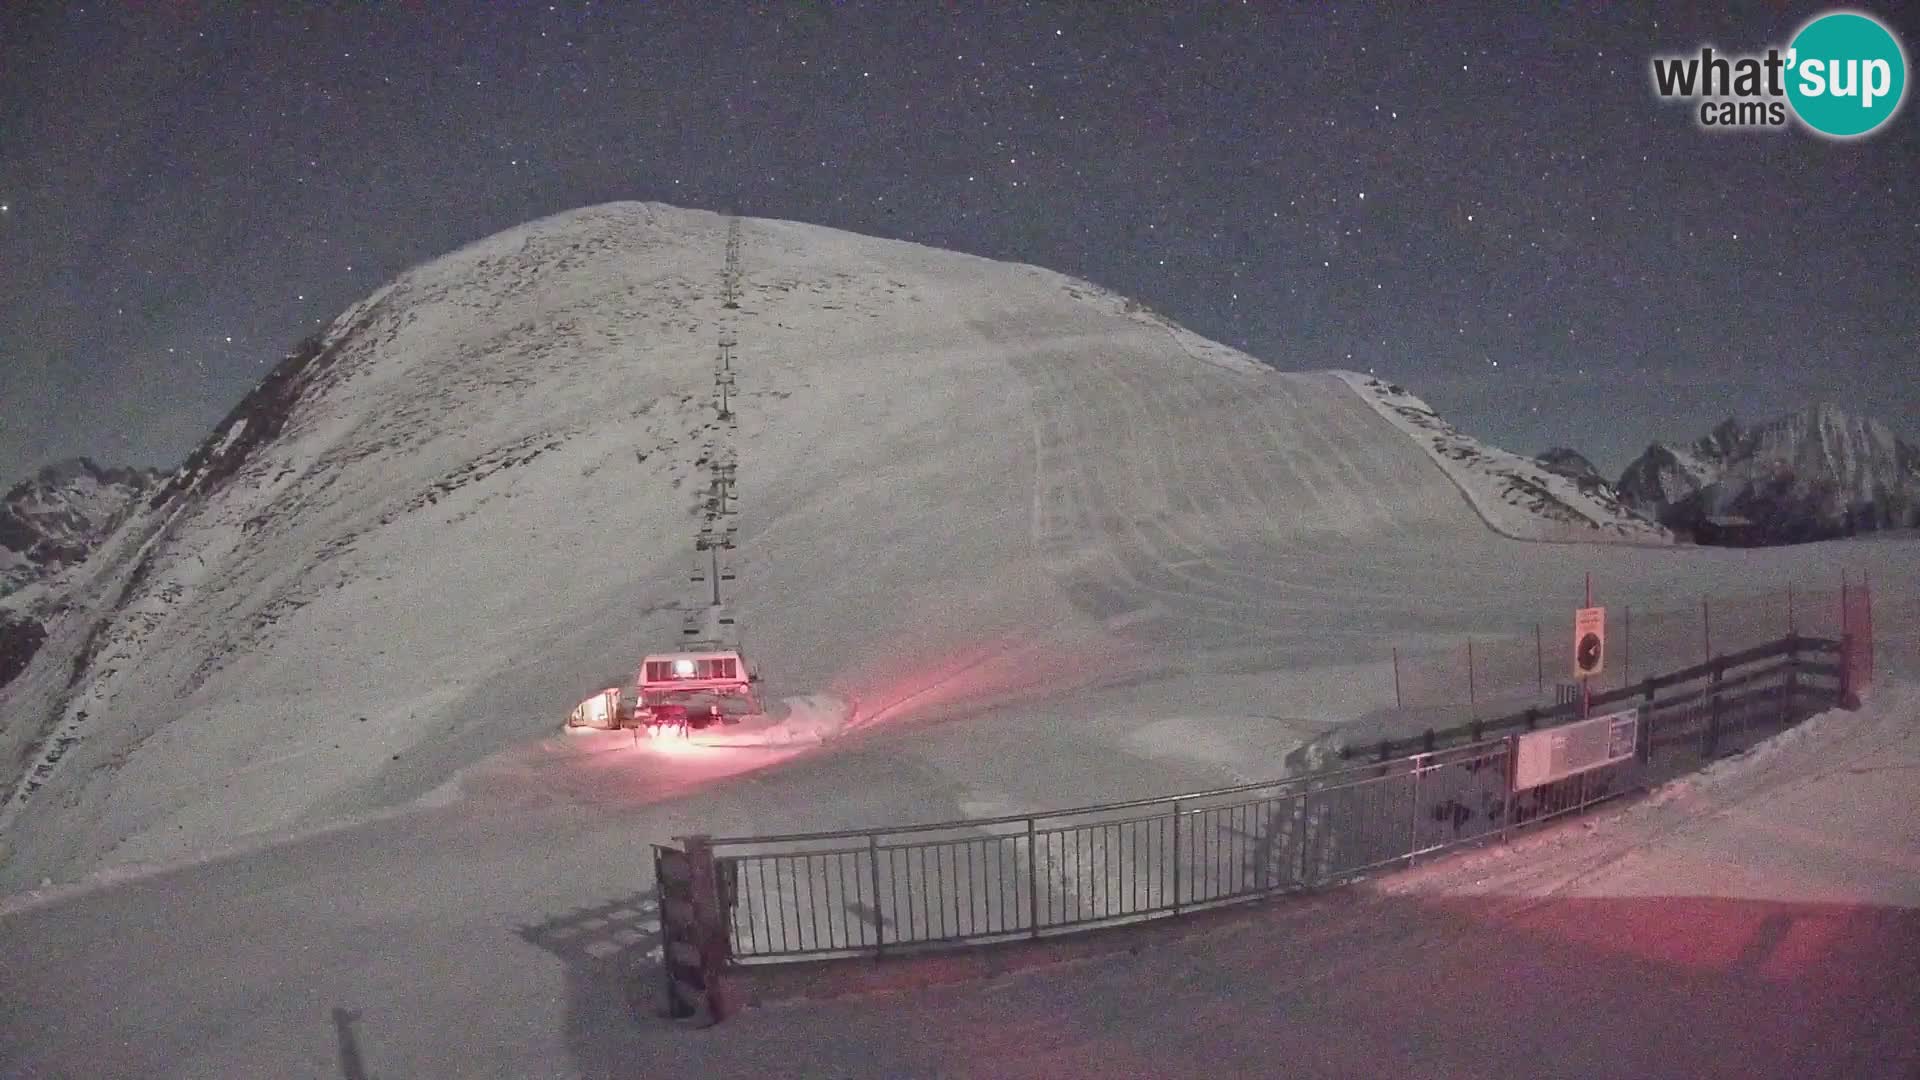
[686,629,1857,964]
[710,741,1516,962]
[1339,633,1847,763]
[1383,582,1870,725]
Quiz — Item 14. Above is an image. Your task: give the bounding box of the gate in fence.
[650,628,1863,981]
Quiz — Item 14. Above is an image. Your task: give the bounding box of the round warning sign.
[1577,633,1602,673]
[1574,607,1605,679]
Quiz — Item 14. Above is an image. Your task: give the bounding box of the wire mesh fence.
[696,621,1860,964]
[1386,583,1865,727]
[654,574,1883,970]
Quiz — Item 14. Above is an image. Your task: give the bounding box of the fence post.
[1392,648,1402,709]
[1839,580,1854,707]
[1026,817,1040,937]
[657,836,730,1024]
[1623,605,1632,689]
[868,833,885,954]
[1170,800,1183,915]
[1705,656,1724,758]
[1297,792,1313,888]
[1701,597,1712,662]
[1786,584,1795,635]
[1408,757,1423,866]
[1467,641,1477,720]
[1535,622,1544,695]
[1501,735,1519,843]
[1640,679,1657,763]
[1781,634,1798,726]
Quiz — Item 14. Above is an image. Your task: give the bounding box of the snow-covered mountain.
[1535,447,1605,487]
[1619,405,1920,544]
[0,459,162,693]
[1338,375,1672,544]
[0,458,161,599]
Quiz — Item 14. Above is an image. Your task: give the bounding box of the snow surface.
[698,687,1920,1079]
[2,683,1910,1077]
[0,201,1916,1075]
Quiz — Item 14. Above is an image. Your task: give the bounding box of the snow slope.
[0,202,1506,882]
[709,686,1920,1079]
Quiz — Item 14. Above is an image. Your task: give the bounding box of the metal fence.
[1341,633,1850,764]
[691,624,1861,964]
[1385,580,1871,726]
[709,740,1516,961]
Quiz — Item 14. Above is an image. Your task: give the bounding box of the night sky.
[2,3,1915,483]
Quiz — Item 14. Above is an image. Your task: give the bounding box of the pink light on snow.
[841,634,1141,731]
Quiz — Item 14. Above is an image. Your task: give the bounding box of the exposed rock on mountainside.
[1618,405,1920,545]
[1340,375,1671,544]
[0,458,162,598]
[1536,447,1605,488]
[0,459,163,691]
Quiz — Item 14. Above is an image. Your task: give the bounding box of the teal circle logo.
[1786,11,1907,137]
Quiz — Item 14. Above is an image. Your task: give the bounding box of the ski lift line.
[675,214,750,644]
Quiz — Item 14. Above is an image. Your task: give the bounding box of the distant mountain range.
[1605,404,1920,545]
[0,458,162,689]
[1535,447,1607,489]
[1,458,161,598]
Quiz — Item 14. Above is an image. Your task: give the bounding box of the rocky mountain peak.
[0,458,163,598]
[1616,404,1920,545]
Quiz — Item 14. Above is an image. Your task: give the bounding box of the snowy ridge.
[1038,268,1268,375]
[1336,372,1673,544]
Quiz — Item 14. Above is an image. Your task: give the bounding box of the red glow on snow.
[641,730,727,759]
[1487,895,1889,985]
[1756,912,1849,980]
[839,634,1141,731]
